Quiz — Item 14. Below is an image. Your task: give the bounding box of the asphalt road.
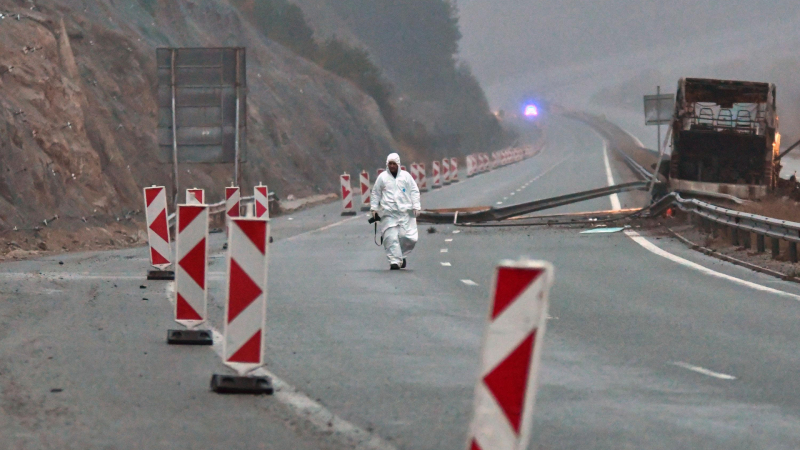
[3,116,800,449]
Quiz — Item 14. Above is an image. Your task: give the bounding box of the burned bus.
[669,78,779,199]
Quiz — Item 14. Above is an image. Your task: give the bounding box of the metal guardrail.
[418,181,649,224]
[651,193,800,245]
[167,195,259,227]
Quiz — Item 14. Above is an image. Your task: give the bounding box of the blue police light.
[524,104,539,117]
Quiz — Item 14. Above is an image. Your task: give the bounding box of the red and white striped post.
[466,259,554,450]
[466,155,475,177]
[442,158,451,185]
[174,204,209,328]
[340,173,357,216]
[186,188,205,205]
[359,170,371,211]
[211,217,272,393]
[226,186,241,221]
[143,186,172,276]
[432,161,442,189]
[418,163,428,192]
[401,165,407,172]
[450,157,459,182]
[410,163,419,184]
[377,168,385,179]
[255,184,269,219]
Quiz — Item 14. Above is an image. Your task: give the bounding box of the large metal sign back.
[157,47,246,163]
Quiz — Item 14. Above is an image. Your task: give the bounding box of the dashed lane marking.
[445,239,453,242]
[440,249,448,253]
[452,230,460,234]
[461,279,479,286]
[441,262,452,266]
[672,362,736,380]
[496,202,503,205]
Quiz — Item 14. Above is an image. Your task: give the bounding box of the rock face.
[0,0,398,229]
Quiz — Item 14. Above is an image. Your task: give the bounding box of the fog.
[457,0,800,150]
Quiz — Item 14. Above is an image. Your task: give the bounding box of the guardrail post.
[757,234,765,253]
[731,227,739,247]
[742,231,751,250]
[790,242,798,263]
[772,238,780,259]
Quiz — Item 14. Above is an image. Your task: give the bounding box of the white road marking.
[452,230,460,234]
[461,279,479,286]
[440,262,452,266]
[161,287,396,450]
[625,230,800,301]
[672,361,737,380]
[287,217,294,220]
[440,249,448,253]
[601,141,622,211]
[496,202,503,205]
[445,239,453,242]
[516,189,521,192]
[503,197,508,201]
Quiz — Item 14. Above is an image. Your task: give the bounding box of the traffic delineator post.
[432,161,442,188]
[450,157,459,182]
[211,217,273,395]
[359,170,371,211]
[143,185,174,280]
[418,163,428,192]
[226,185,241,220]
[442,158,451,185]
[410,163,419,184]
[187,188,205,205]
[255,184,270,219]
[467,155,476,177]
[167,204,212,346]
[340,173,357,216]
[465,259,554,450]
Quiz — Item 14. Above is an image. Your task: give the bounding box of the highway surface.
[3,116,800,449]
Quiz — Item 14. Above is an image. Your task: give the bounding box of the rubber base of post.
[361,206,371,211]
[167,329,213,345]
[340,211,357,216]
[147,270,175,280]
[210,374,274,394]
[432,185,442,189]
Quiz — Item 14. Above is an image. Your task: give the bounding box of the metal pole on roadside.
[234,48,241,188]
[648,86,664,200]
[170,49,180,209]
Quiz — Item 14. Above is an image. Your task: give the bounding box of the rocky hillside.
[0,0,398,231]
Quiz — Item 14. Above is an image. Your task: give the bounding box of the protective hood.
[386,153,401,168]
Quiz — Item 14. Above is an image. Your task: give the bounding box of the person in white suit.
[370,153,421,270]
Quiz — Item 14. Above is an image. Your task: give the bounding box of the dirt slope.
[0,0,398,233]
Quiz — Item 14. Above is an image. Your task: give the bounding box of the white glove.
[413,209,421,218]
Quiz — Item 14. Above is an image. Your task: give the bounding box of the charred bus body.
[669,78,780,199]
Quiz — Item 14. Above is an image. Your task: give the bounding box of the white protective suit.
[370,153,421,266]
